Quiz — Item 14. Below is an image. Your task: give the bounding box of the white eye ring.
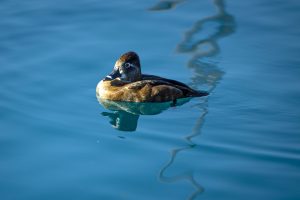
[124,63,132,69]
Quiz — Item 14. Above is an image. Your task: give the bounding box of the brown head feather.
[118,51,140,68]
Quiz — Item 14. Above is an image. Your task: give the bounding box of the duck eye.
[124,63,131,69]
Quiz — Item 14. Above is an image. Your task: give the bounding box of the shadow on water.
[97,0,236,199]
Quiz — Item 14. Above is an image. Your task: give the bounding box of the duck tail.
[191,90,209,97]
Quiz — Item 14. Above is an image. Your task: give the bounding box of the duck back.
[141,74,209,98]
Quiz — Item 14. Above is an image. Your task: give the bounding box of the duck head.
[104,51,142,82]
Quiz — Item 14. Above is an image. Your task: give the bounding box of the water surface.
[1,0,300,199]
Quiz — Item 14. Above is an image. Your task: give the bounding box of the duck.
[96,51,208,103]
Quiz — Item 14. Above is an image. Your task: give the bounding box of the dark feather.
[141,74,208,97]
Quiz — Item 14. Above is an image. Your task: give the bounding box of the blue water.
[1,0,300,199]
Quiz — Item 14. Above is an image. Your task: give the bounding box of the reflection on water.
[102,111,139,132]
[98,97,191,131]
[159,100,208,200]
[177,0,236,92]
[149,0,236,199]
[97,0,235,198]
[149,0,186,11]
[1,0,298,198]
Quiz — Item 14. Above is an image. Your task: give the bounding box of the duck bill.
[104,69,121,80]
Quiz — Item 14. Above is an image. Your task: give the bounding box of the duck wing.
[142,74,190,88]
[135,74,209,97]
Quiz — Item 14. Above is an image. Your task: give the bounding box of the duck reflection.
[150,0,236,199]
[101,111,139,132]
[98,96,191,132]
